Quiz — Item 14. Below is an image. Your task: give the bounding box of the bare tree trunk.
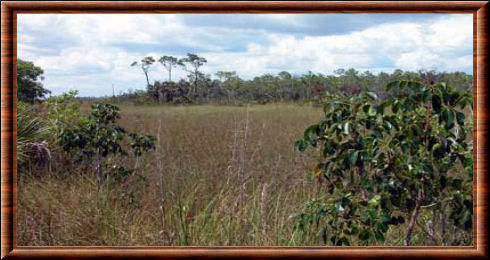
[440,210,447,245]
[194,70,198,96]
[145,72,150,87]
[405,188,424,246]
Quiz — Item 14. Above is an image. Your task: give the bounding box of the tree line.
[18,57,473,105]
[128,53,473,105]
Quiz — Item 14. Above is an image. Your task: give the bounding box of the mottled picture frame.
[1,1,488,259]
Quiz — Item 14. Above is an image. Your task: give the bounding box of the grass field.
[18,103,328,246]
[17,103,473,246]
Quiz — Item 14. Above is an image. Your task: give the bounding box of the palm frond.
[17,103,53,164]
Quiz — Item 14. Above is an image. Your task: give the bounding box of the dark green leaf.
[386,81,399,91]
[432,94,442,114]
[456,111,466,125]
[349,150,359,166]
[294,140,308,152]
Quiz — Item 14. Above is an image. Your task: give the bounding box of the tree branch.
[405,177,424,246]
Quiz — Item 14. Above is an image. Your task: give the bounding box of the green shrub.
[294,81,473,245]
[59,103,156,182]
[133,90,156,106]
[44,90,81,137]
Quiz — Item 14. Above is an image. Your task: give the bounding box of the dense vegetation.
[294,81,473,246]
[17,59,473,246]
[116,54,473,105]
[17,59,51,103]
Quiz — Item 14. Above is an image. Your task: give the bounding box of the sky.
[18,13,473,97]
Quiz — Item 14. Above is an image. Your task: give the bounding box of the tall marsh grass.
[18,104,324,246]
[17,103,472,246]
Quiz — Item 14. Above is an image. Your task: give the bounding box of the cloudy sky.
[18,13,472,97]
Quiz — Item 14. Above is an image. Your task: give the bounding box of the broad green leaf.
[442,108,455,128]
[349,150,359,166]
[294,140,308,152]
[392,100,401,114]
[304,124,318,140]
[432,94,442,114]
[456,111,466,125]
[423,89,430,102]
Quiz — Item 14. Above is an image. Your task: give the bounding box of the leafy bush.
[44,90,81,135]
[18,90,157,182]
[294,81,473,245]
[59,103,156,182]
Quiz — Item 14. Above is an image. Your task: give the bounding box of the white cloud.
[17,13,472,96]
[198,14,472,78]
[426,14,473,51]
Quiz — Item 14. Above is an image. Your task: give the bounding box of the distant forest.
[106,54,473,105]
[19,55,473,105]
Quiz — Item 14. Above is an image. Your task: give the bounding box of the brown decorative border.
[1,1,488,259]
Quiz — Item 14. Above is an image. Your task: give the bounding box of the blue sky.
[18,13,473,97]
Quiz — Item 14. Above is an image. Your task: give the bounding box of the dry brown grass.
[17,103,473,246]
[18,103,327,246]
